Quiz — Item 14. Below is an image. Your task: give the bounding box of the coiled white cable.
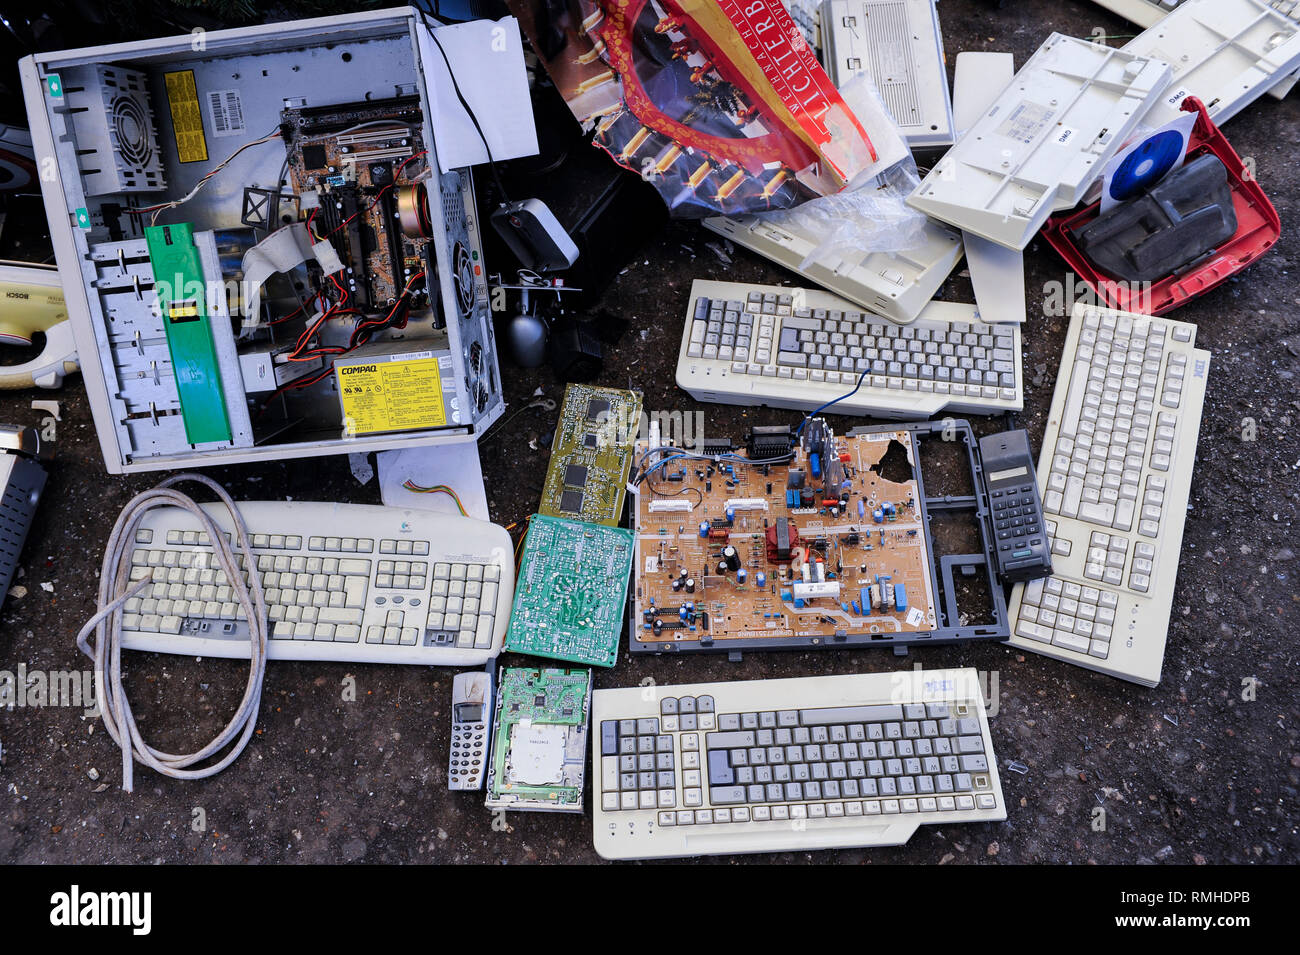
[76,474,268,792]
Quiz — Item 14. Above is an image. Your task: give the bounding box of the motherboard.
[282,95,434,313]
[485,667,592,813]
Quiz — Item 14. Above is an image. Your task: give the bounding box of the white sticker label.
[1053,125,1078,147]
[995,101,1056,144]
[906,607,925,626]
[206,89,246,137]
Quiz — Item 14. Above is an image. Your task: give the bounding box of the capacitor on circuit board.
[722,544,740,571]
[736,567,748,585]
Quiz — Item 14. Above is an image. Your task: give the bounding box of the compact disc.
[1106,129,1184,202]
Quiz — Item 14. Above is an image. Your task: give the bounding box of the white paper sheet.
[419,17,538,174]
[376,442,490,520]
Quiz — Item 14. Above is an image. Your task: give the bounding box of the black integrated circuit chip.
[564,464,588,487]
[559,489,584,513]
[301,144,328,170]
[586,398,610,421]
[582,433,598,449]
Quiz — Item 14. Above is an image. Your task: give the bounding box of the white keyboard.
[676,279,1022,419]
[117,501,515,666]
[822,0,954,149]
[593,669,1005,860]
[1090,0,1300,98]
[1007,304,1210,686]
[1122,0,1300,128]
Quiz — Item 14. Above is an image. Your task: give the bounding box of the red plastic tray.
[1041,97,1280,316]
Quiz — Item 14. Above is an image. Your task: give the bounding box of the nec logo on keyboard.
[1193,358,1207,378]
[923,678,954,695]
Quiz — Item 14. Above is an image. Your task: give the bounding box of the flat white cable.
[76,474,269,792]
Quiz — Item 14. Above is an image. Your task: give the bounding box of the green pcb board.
[505,514,634,667]
[538,383,641,526]
[485,667,591,813]
[143,222,231,445]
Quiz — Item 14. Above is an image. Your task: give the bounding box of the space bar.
[800,705,903,724]
[683,822,909,852]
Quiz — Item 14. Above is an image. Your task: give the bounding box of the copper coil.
[396,182,429,239]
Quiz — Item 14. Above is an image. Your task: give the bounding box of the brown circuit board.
[282,95,433,312]
[631,423,939,654]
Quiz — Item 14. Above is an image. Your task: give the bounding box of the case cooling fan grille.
[111,93,155,171]
[453,242,475,318]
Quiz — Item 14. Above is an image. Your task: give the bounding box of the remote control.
[448,669,492,790]
[979,429,1053,584]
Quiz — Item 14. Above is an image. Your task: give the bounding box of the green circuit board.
[504,514,634,667]
[485,667,591,813]
[537,384,642,526]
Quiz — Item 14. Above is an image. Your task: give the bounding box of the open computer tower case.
[20,6,504,473]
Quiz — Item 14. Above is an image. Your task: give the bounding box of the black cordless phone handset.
[979,429,1053,584]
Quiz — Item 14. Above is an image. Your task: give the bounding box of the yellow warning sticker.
[163,70,209,164]
[337,354,447,436]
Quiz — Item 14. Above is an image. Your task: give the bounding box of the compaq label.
[340,365,377,375]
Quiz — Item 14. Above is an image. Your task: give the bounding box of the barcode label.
[206,89,245,137]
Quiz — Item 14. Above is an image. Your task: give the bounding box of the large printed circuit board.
[504,514,634,667]
[631,420,940,654]
[538,384,642,526]
[485,667,591,813]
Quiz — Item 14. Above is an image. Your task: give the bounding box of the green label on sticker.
[46,74,63,97]
[74,208,90,229]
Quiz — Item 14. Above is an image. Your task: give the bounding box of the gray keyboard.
[593,669,1005,859]
[676,279,1022,419]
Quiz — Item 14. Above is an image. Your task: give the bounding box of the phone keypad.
[449,722,487,790]
[992,483,1043,552]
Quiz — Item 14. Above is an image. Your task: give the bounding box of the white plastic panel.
[702,211,963,325]
[1122,0,1300,127]
[908,34,1172,251]
[952,52,1025,324]
[822,0,954,148]
[952,52,1015,138]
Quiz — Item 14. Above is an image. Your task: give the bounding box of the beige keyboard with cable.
[1007,303,1210,686]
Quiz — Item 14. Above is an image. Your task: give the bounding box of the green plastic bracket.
[144,223,231,445]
